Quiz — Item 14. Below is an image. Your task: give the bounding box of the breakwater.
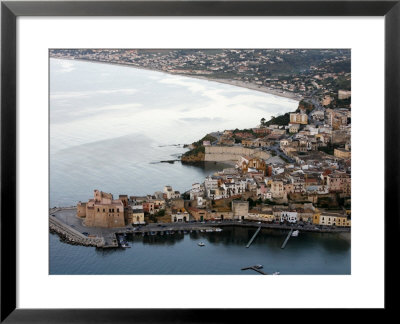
[49,215,105,247]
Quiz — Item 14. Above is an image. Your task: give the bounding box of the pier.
[241,266,267,275]
[246,226,261,248]
[281,228,294,249]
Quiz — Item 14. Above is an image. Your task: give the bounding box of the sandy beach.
[188,75,302,101]
[51,57,302,102]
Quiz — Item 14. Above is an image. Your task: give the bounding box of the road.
[263,143,295,164]
[50,208,350,236]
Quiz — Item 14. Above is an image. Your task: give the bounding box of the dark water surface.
[50,227,351,275]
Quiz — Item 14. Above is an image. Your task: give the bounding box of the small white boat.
[215,228,223,232]
[291,230,299,237]
[272,271,280,275]
[205,229,213,232]
[198,242,205,247]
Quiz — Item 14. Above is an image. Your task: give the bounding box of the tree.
[247,198,256,208]
[260,117,266,125]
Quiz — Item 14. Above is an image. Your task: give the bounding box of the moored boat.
[292,230,299,237]
[198,242,205,247]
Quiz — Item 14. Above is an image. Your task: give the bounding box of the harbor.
[48,54,351,275]
[49,223,351,275]
[50,207,350,249]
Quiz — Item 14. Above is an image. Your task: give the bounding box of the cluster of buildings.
[50,49,350,100]
[76,97,351,229]
[77,186,180,228]
[182,100,351,227]
[65,49,351,230]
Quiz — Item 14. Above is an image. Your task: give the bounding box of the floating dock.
[281,228,294,249]
[246,226,261,248]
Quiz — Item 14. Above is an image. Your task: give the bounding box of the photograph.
[49,48,351,275]
[1,0,397,319]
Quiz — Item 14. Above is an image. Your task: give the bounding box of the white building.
[163,186,174,200]
[280,211,298,223]
[171,209,189,222]
[204,176,219,198]
[190,183,204,200]
[272,166,285,175]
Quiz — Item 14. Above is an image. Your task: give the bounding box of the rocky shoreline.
[181,152,205,162]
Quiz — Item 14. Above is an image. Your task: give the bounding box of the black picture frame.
[1,0,398,322]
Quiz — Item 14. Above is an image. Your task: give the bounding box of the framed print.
[1,0,398,322]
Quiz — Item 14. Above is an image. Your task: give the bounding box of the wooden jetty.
[246,226,261,248]
[241,266,267,275]
[281,228,294,249]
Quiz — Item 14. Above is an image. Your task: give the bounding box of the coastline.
[51,57,302,101]
[50,207,351,250]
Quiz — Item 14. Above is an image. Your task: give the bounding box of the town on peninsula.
[49,49,351,250]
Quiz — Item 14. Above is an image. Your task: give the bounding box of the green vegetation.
[318,144,341,156]
[146,214,157,223]
[262,113,290,127]
[155,209,166,217]
[191,134,217,147]
[233,128,254,134]
[247,198,263,208]
[297,100,315,114]
[182,145,205,157]
[182,134,216,159]
[233,136,241,144]
[333,76,351,91]
[181,192,190,200]
[247,198,257,208]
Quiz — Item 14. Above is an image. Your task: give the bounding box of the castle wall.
[204,146,271,161]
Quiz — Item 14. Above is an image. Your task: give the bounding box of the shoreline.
[50,207,350,242]
[49,219,350,249]
[50,56,302,101]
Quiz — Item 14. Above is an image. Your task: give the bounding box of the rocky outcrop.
[181,152,205,162]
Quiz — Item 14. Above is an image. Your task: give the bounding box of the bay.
[50,58,298,207]
[49,58,350,275]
